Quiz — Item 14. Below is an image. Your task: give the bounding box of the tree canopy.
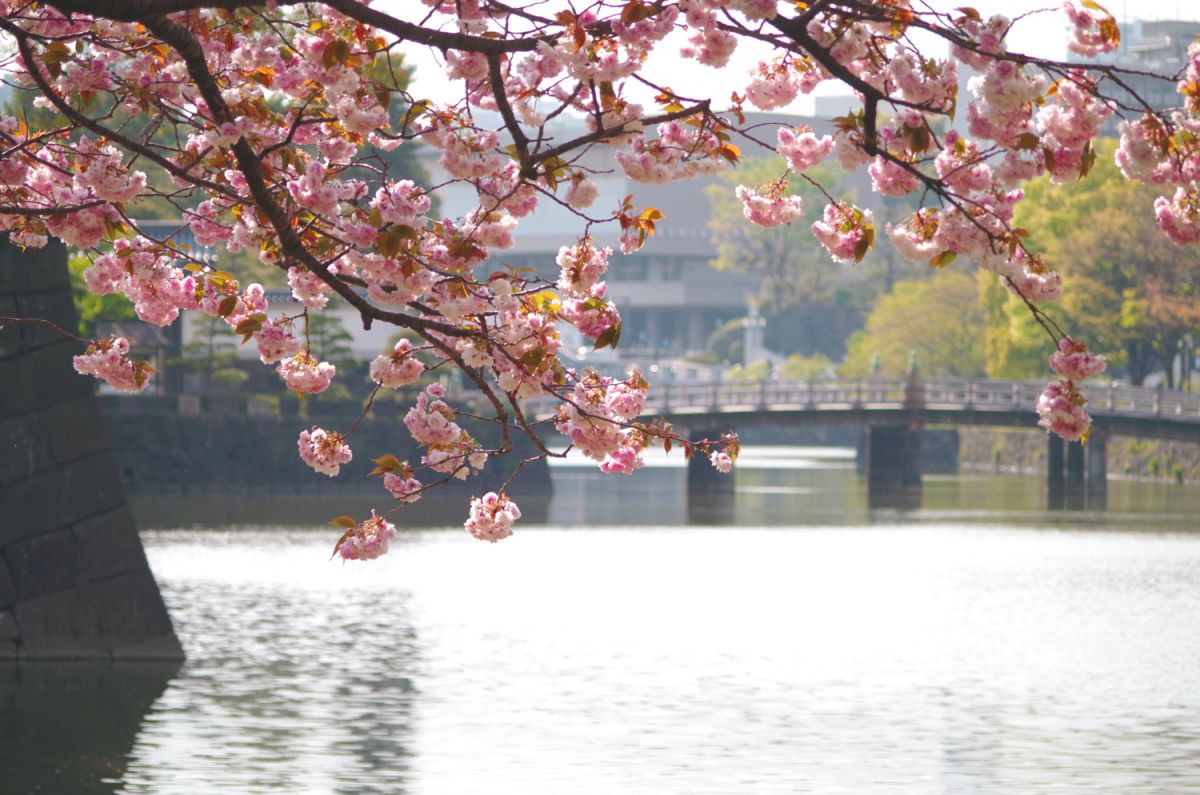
[0,0,1195,553]
[843,270,987,377]
[988,139,1200,385]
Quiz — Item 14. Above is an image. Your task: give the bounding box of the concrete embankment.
[958,427,1200,484]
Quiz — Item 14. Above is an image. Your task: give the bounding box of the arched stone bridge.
[643,376,1200,443]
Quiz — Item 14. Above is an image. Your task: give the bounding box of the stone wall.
[98,398,554,498]
[0,240,182,660]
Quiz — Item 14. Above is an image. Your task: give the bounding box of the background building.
[1070,19,1200,134]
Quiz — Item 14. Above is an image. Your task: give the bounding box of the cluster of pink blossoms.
[560,285,621,341]
[72,337,151,393]
[337,511,397,561]
[404,384,487,479]
[811,203,875,263]
[298,426,353,477]
[776,127,833,173]
[369,339,425,389]
[383,472,423,504]
[556,237,610,294]
[278,353,336,395]
[736,181,805,228]
[464,492,521,543]
[553,237,620,344]
[555,372,649,474]
[1037,338,1108,442]
[615,121,730,184]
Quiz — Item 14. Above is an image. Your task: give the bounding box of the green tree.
[707,156,840,310]
[780,352,834,379]
[706,154,926,360]
[179,314,247,390]
[997,139,1200,385]
[842,270,986,376]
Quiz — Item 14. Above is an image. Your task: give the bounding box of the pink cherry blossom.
[298,426,353,477]
[709,451,733,474]
[735,182,804,227]
[370,338,426,388]
[560,283,621,341]
[776,127,833,173]
[255,319,303,364]
[811,202,874,263]
[1049,337,1107,382]
[556,237,610,294]
[1063,1,1119,58]
[278,352,336,394]
[72,336,152,393]
[745,59,800,110]
[464,492,521,543]
[1154,188,1200,244]
[337,511,397,561]
[383,472,423,504]
[565,178,599,209]
[1036,380,1093,442]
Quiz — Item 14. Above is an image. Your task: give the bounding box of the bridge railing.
[524,377,1200,422]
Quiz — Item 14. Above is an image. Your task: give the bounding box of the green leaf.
[594,321,622,351]
[377,225,416,258]
[233,317,263,336]
[373,454,404,468]
[929,250,957,268]
[1079,140,1097,179]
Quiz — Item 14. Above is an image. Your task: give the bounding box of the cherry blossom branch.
[2,18,239,201]
[140,13,478,342]
[0,315,88,344]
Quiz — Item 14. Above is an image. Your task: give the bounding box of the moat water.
[4,447,1200,794]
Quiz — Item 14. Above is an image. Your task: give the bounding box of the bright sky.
[400,0,1200,116]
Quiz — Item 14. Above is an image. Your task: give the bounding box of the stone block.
[110,633,186,660]
[0,412,56,485]
[29,338,94,404]
[36,395,110,467]
[0,354,33,418]
[90,569,177,649]
[7,528,80,600]
[0,239,70,294]
[0,295,22,359]
[0,558,15,608]
[75,508,147,581]
[12,288,78,351]
[0,609,17,641]
[0,339,92,418]
[0,451,126,547]
[13,586,106,658]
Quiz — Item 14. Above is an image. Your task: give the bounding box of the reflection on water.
[8,449,1200,794]
[117,549,419,795]
[0,662,179,794]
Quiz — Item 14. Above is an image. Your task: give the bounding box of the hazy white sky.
[401,0,1200,115]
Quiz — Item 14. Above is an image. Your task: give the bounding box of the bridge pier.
[685,430,736,523]
[862,424,923,509]
[1046,433,1106,510]
[686,433,736,497]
